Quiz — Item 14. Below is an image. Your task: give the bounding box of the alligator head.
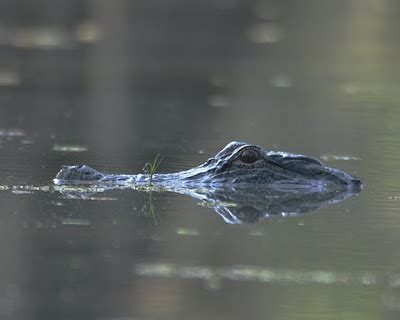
[173,141,362,192]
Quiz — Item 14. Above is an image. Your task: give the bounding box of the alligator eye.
[239,149,260,164]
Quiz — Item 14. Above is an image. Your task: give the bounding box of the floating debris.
[55,185,107,196]
[61,219,91,226]
[12,190,33,195]
[7,184,42,196]
[12,185,50,193]
[176,228,200,236]
[320,154,361,161]
[12,27,74,49]
[85,196,118,201]
[52,144,88,152]
[135,263,400,288]
[0,129,25,137]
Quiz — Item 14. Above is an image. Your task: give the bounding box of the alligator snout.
[54,165,103,183]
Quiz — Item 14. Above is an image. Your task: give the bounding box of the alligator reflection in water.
[53,142,363,224]
[54,184,360,224]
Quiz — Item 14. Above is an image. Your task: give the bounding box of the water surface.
[0,1,400,319]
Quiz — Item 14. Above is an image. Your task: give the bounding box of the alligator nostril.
[350,178,363,190]
[215,161,231,173]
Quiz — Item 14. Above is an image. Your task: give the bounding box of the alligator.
[53,141,362,223]
[54,141,361,190]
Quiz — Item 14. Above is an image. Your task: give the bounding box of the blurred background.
[0,0,400,319]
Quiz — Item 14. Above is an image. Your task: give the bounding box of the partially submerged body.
[53,142,362,224]
[54,141,362,192]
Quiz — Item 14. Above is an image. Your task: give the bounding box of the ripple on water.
[61,219,91,226]
[12,27,74,49]
[134,263,400,287]
[0,129,25,138]
[320,154,362,161]
[52,144,88,152]
[176,228,200,236]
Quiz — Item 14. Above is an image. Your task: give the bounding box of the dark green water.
[0,0,400,319]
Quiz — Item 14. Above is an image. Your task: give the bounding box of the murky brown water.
[0,0,400,319]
